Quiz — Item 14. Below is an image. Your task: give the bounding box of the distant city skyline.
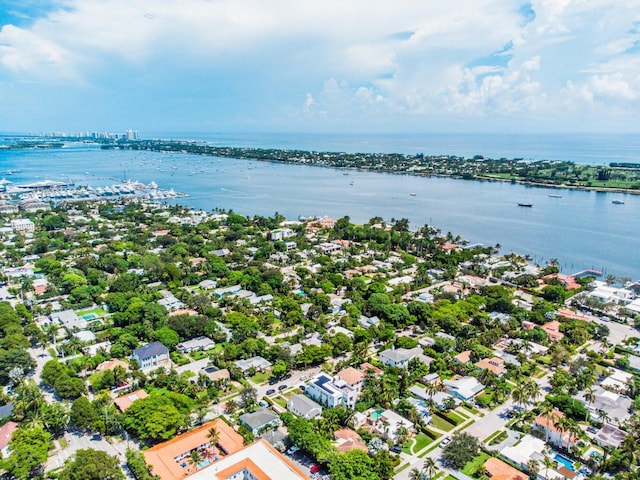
[1,0,639,134]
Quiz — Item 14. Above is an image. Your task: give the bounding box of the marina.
[0,178,188,204]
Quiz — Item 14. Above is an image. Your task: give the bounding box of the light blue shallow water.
[1,133,639,278]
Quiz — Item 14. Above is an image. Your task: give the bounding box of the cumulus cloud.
[0,0,639,131]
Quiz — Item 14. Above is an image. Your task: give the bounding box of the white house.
[132,342,170,370]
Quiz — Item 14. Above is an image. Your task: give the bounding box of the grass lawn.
[412,433,432,453]
[249,372,270,384]
[57,437,68,449]
[461,402,479,414]
[274,396,287,408]
[461,452,491,477]
[431,415,456,432]
[77,307,109,317]
[446,411,467,424]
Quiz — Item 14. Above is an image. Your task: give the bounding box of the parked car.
[278,384,287,391]
[587,426,599,434]
[266,389,276,395]
[269,378,278,385]
[390,445,402,454]
[310,465,321,474]
[282,373,292,380]
[440,438,451,447]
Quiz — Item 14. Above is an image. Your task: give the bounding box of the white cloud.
[0,0,639,131]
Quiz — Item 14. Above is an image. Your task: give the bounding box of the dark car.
[390,445,402,454]
[282,373,292,380]
[269,378,278,385]
[278,384,287,391]
[266,389,276,395]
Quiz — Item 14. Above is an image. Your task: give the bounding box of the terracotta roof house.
[335,367,365,387]
[0,421,18,457]
[533,409,578,448]
[186,439,309,480]
[144,419,243,480]
[475,357,506,376]
[96,358,130,372]
[336,438,369,453]
[454,350,473,364]
[483,457,528,480]
[542,321,564,342]
[114,389,148,412]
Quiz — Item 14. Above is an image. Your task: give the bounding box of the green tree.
[70,396,100,431]
[1,424,51,479]
[328,449,379,480]
[442,432,481,469]
[58,448,124,480]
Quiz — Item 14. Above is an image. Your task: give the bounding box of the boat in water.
[410,193,417,196]
[612,200,625,205]
[549,194,562,198]
[517,203,533,207]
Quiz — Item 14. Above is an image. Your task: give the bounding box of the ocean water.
[1,133,639,278]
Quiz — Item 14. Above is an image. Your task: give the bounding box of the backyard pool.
[371,409,384,421]
[555,453,576,472]
[81,313,98,320]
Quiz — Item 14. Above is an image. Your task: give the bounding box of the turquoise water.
[197,459,211,469]
[555,453,576,472]
[371,409,384,421]
[2,134,640,278]
[82,313,97,320]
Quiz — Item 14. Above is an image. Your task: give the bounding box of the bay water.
[0,133,638,278]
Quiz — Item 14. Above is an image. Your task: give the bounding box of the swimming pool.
[555,453,576,472]
[82,313,98,320]
[197,459,211,469]
[371,409,384,421]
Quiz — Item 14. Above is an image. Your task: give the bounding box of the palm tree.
[493,381,510,405]
[188,449,203,471]
[539,403,556,443]
[409,468,424,480]
[542,454,556,480]
[526,459,539,478]
[597,409,610,426]
[422,457,437,479]
[524,380,541,404]
[554,415,572,450]
[583,387,595,422]
[511,382,528,410]
[207,425,220,452]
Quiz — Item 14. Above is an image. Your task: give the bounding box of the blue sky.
[1,0,639,134]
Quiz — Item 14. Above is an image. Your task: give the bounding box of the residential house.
[186,439,309,480]
[10,218,35,233]
[594,424,627,449]
[500,434,546,470]
[475,357,506,376]
[533,409,577,448]
[50,309,87,331]
[239,408,280,436]
[372,409,415,443]
[0,421,19,458]
[132,341,170,371]
[379,346,432,369]
[483,457,528,480]
[114,390,149,412]
[234,356,272,374]
[199,366,230,383]
[287,394,323,420]
[176,336,215,354]
[579,386,632,426]
[143,419,244,480]
[443,376,485,401]
[305,371,360,409]
[542,320,564,343]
